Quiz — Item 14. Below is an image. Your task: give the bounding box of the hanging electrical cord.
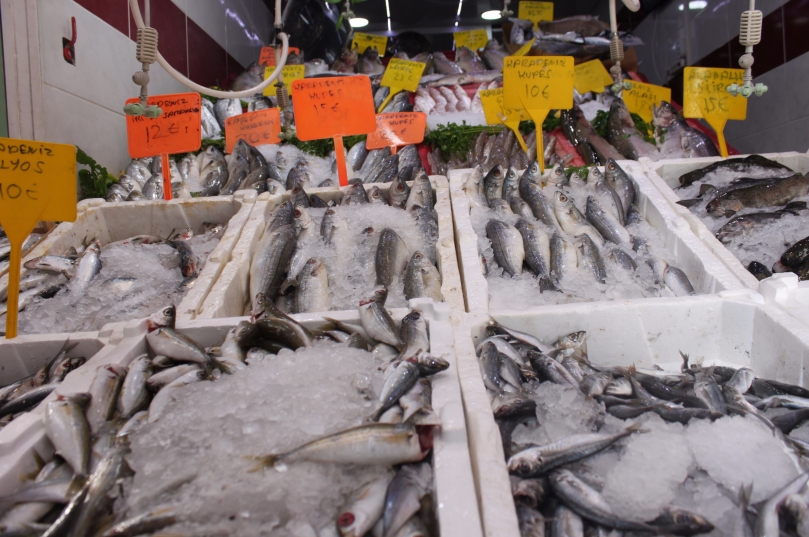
[608,0,640,96]
[124,0,290,118]
[727,0,767,98]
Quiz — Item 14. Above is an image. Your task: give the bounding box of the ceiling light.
[678,1,707,10]
[387,18,391,31]
[455,21,459,26]
[349,17,369,27]
[385,0,390,17]
[481,10,501,20]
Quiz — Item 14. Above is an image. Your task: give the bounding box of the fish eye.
[560,194,567,202]
[163,308,173,316]
[337,513,355,527]
[294,210,301,217]
[398,184,405,191]
[518,462,531,474]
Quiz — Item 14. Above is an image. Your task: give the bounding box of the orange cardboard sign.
[366,112,427,150]
[225,108,282,153]
[125,93,202,159]
[259,46,300,67]
[291,77,376,141]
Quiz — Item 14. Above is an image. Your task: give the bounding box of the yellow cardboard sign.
[622,81,672,122]
[378,59,427,112]
[513,38,535,57]
[518,1,553,28]
[479,88,528,153]
[352,32,388,55]
[264,65,306,96]
[683,67,747,157]
[573,59,614,94]
[0,139,76,338]
[454,30,489,51]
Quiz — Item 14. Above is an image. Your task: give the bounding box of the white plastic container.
[198,177,465,318]
[0,302,483,537]
[760,272,809,330]
[448,161,747,313]
[0,193,257,323]
[640,152,809,290]
[453,289,809,537]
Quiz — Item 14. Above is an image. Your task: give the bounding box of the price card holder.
[0,139,76,338]
[378,58,426,113]
[504,56,574,172]
[518,1,553,29]
[366,112,427,153]
[479,88,528,153]
[225,108,281,153]
[454,30,489,51]
[623,81,671,122]
[683,67,747,157]
[259,46,300,67]
[291,76,377,186]
[352,32,388,55]
[573,59,614,94]
[265,65,306,97]
[125,92,202,200]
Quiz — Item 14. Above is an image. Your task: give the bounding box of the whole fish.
[214,98,242,129]
[553,192,604,247]
[481,40,507,71]
[359,298,404,349]
[664,265,696,296]
[69,242,102,294]
[432,51,463,75]
[487,220,525,277]
[706,174,809,217]
[586,196,630,244]
[357,47,385,75]
[520,173,559,229]
[606,100,658,160]
[652,101,719,158]
[171,239,198,278]
[404,251,441,301]
[249,224,297,310]
[604,159,635,222]
[294,258,330,313]
[321,208,348,246]
[348,140,370,172]
[455,47,486,73]
[343,180,370,205]
[388,175,411,208]
[231,62,264,91]
[336,476,392,537]
[382,464,431,537]
[550,233,577,286]
[44,395,90,476]
[118,354,152,418]
[375,229,410,287]
[484,165,505,201]
[85,364,126,433]
[146,327,225,374]
[515,219,552,285]
[406,170,434,211]
[679,154,792,187]
[375,361,420,420]
[464,167,486,208]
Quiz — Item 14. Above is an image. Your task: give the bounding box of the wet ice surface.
[16,232,221,334]
[675,167,808,268]
[470,177,679,309]
[511,383,803,536]
[120,341,392,536]
[266,203,438,313]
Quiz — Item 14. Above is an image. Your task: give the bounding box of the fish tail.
[245,454,278,472]
[625,421,649,435]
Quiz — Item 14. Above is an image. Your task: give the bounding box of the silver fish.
[249,224,297,310]
[44,395,90,476]
[404,252,441,301]
[375,229,410,287]
[295,258,330,313]
[118,354,152,419]
[359,298,404,349]
[586,196,630,245]
[487,220,525,277]
[336,476,393,537]
[85,364,126,433]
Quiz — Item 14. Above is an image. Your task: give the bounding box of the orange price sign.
[291,76,376,186]
[366,112,427,152]
[259,46,300,67]
[225,108,281,153]
[125,93,202,200]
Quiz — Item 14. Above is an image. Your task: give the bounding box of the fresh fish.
[404,252,441,301]
[694,369,726,414]
[375,361,420,420]
[321,208,348,246]
[515,219,553,286]
[550,233,577,286]
[348,140,370,172]
[664,265,696,296]
[464,167,486,208]
[678,154,792,187]
[586,196,630,244]
[487,220,525,277]
[606,100,658,160]
[553,192,604,247]
[145,364,200,391]
[432,52,463,75]
[343,180,370,205]
[359,298,404,349]
[231,62,264,91]
[520,173,559,229]
[483,165,505,201]
[118,354,152,418]
[147,369,205,423]
[171,239,198,278]
[375,229,410,287]
[85,364,126,433]
[146,327,224,374]
[44,395,90,476]
[214,98,242,129]
[706,174,809,218]
[294,258,330,313]
[24,255,76,278]
[336,476,392,537]
[652,101,719,158]
[454,46,486,72]
[382,464,431,537]
[100,506,178,537]
[249,224,297,311]
[388,175,411,208]
[406,170,434,211]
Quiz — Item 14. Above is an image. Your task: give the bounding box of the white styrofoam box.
[760,272,809,329]
[640,152,809,290]
[0,302,483,537]
[453,290,809,537]
[198,177,464,318]
[0,193,257,323]
[448,161,747,313]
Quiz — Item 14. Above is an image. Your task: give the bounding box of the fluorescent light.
[387,17,391,31]
[385,0,390,17]
[457,0,463,16]
[481,10,501,20]
[349,17,369,27]
[455,21,459,26]
[678,1,707,10]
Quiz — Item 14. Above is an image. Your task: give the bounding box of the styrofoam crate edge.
[760,273,809,330]
[448,169,489,314]
[0,311,483,537]
[198,178,463,319]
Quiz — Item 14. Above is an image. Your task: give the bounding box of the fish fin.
[679,351,690,373]
[245,454,278,472]
[625,421,649,434]
[538,276,560,293]
[676,198,702,208]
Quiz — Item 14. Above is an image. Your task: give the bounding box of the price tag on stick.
[366,112,427,153]
[518,1,554,29]
[683,67,747,157]
[479,88,528,153]
[259,46,300,67]
[225,108,281,153]
[454,30,489,51]
[378,59,426,112]
[0,139,76,338]
[623,81,671,122]
[573,59,614,94]
[352,33,388,55]
[291,76,377,186]
[125,92,202,200]
[504,56,574,172]
[265,65,306,96]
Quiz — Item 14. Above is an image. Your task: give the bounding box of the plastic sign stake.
[518,1,553,29]
[352,32,388,55]
[513,38,535,57]
[0,139,76,338]
[573,59,614,94]
[503,56,574,172]
[683,67,747,158]
[378,59,426,113]
[125,93,202,200]
[453,29,489,51]
[291,76,376,186]
[479,88,528,153]
[622,81,672,122]
[366,112,427,153]
[225,108,282,153]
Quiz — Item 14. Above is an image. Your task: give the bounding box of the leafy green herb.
[591,110,609,139]
[542,111,561,132]
[279,126,366,158]
[201,137,226,153]
[630,112,656,145]
[76,147,116,200]
[518,120,535,135]
[424,122,501,156]
[200,90,220,104]
[566,165,590,179]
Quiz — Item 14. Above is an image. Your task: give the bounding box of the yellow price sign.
[479,88,528,153]
[518,1,553,28]
[454,29,489,51]
[264,65,306,96]
[378,59,426,112]
[573,59,614,94]
[0,139,76,338]
[504,55,573,171]
[513,38,535,57]
[352,32,388,55]
[622,81,671,123]
[683,67,747,157]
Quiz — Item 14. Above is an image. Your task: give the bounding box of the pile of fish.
[479,319,809,536]
[0,298,445,536]
[508,15,644,59]
[108,153,197,202]
[2,224,225,334]
[672,155,809,277]
[768,236,809,281]
[464,159,696,308]
[248,172,440,314]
